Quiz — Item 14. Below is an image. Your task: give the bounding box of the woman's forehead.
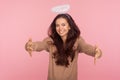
[56,18,68,23]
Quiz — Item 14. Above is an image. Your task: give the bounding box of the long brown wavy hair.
[48,13,81,67]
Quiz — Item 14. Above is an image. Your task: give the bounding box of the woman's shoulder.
[77,36,84,42]
[43,37,53,44]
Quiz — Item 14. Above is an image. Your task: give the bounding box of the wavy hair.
[48,13,81,67]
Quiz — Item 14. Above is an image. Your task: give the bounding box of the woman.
[25,13,102,80]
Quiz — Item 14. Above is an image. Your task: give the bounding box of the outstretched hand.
[94,45,102,65]
[25,38,33,57]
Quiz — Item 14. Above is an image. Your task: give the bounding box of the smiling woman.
[25,13,102,80]
[55,17,71,42]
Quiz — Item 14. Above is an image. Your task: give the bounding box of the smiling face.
[55,17,71,41]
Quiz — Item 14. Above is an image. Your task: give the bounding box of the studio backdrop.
[0,0,120,80]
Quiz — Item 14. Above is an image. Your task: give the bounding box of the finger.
[96,48,100,53]
[25,38,33,57]
[95,45,100,58]
[26,38,33,48]
[28,50,32,57]
[28,38,32,44]
[26,46,32,51]
[95,53,99,60]
[27,47,33,57]
[29,38,32,42]
[94,57,96,65]
[94,45,98,65]
[27,46,33,51]
[95,49,101,59]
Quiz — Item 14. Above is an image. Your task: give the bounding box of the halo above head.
[51,4,70,13]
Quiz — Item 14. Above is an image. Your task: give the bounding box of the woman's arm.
[33,37,52,52]
[78,36,102,58]
[25,37,53,56]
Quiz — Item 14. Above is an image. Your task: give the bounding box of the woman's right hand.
[25,38,33,57]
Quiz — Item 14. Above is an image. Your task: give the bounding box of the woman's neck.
[61,36,67,43]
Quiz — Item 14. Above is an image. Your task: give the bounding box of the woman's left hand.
[94,46,102,65]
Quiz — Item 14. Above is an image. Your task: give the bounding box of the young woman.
[25,13,102,80]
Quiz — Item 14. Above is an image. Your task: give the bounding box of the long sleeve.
[33,37,53,52]
[77,36,96,57]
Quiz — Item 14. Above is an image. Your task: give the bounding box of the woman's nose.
[59,26,63,30]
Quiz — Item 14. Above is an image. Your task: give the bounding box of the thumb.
[95,45,98,49]
[29,38,32,43]
[28,38,33,57]
[94,45,98,65]
[94,57,96,65]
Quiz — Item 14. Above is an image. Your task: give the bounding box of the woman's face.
[55,17,70,40]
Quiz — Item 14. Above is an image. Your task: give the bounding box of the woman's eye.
[56,24,59,27]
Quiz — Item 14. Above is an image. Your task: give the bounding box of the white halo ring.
[51,4,70,13]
